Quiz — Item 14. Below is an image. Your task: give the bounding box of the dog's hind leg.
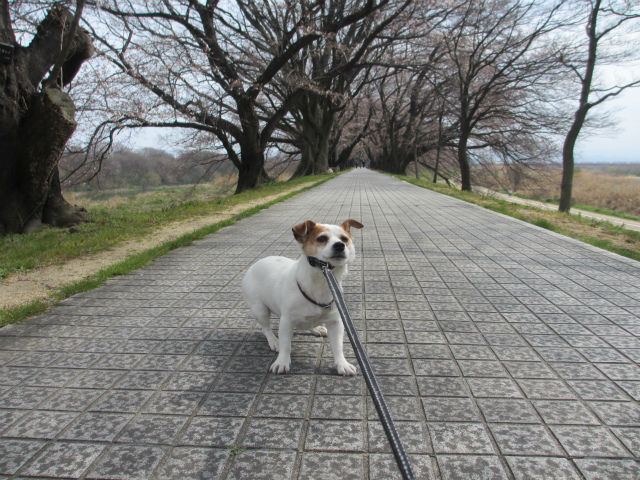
[249,303,279,352]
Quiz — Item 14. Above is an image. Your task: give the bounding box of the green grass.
[0,176,329,281]
[0,176,332,327]
[572,204,640,222]
[532,218,557,232]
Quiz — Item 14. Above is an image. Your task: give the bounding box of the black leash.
[308,256,415,480]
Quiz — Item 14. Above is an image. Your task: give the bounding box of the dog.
[242,219,363,375]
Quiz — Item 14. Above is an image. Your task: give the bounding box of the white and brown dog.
[241,219,363,375]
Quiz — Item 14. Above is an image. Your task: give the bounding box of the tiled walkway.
[1,169,639,479]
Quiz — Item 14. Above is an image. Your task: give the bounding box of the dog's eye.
[317,235,328,243]
[340,236,349,243]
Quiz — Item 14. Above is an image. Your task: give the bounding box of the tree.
[270,0,413,177]
[558,0,640,212]
[0,1,93,235]
[439,0,565,191]
[83,0,392,193]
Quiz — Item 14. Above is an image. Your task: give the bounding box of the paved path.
[1,169,640,479]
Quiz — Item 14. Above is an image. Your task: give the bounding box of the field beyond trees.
[472,163,640,218]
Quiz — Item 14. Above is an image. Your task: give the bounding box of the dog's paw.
[270,358,291,374]
[336,360,357,376]
[311,326,328,337]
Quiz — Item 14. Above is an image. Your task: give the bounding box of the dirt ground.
[0,182,315,311]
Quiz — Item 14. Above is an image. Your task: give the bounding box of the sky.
[577,86,640,164]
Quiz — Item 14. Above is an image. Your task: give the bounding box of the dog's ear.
[292,220,317,243]
[341,219,364,233]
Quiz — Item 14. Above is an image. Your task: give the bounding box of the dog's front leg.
[326,318,357,376]
[270,318,294,374]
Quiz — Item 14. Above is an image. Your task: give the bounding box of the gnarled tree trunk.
[0,4,93,235]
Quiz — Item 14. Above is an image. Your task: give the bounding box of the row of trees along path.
[1,0,639,235]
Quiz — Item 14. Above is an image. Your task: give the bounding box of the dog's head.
[292,219,363,267]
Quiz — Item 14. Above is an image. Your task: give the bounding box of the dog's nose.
[333,241,345,252]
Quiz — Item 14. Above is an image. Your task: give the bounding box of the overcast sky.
[577,85,640,164]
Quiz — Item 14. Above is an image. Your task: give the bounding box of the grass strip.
[393,174,640,263]
[503,192,640,222]
[0,175,330,280]
[0,178,329,327]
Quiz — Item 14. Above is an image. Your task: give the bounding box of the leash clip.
[307,256,334,271]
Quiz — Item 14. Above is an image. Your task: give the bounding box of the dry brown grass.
[212,174,239,186]
[573,171,640,216]
[477,165,640,217]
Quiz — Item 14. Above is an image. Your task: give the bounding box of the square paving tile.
[588,401,640,426]
[0,439,47,475]
[242,418,304,449]
[428,423,494,454]
[117,414,189,444]
[90,389,153,413]
[299,453,363,480]
[155,447,229,480]
[177,416,244,447]
[417,376,467,397]
[466,377,523,398]
[574,458,640,480]
[144,391,206,415]
[312,395,362,419]
[506,456,582,480]
[369,454,435,480]
[551,425,630,457]
[22,442,105,478]
[59,412,133,441]
[368,420,429,453]
[437,454,508,480]
[422,397,480,422]
[489,424,561,455]
[253,393,307,418]
[86,444,167,479]
[39,388,103,411]
[4,410,77,439]
[225,450,296,480]
[305,420,364,451]
[367,395,421,421]
[0,386,58,409]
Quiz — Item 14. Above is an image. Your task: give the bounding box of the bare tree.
[439,0,566,191]
[81,0,392,193]
[267,0,414,177]
[558,0,640,212]
[0,0,93,235]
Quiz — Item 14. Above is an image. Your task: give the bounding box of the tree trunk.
[235,141,271,194]
[0,5,93,235]
[457,129,472,191]
[234,97,272,193]
[293,132,331,177]
[559,107,588,213]
[1,88,87,234]
[291,97,334,178]
[559,0,600,213]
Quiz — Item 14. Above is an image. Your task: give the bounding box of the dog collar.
[307,256,334,270]
[297,281,334,309]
